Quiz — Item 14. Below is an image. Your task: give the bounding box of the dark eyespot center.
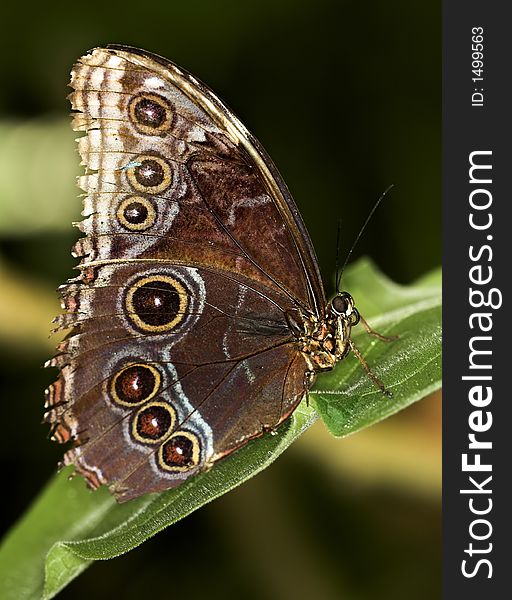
[135,159,164,187]
[113,364,159,405]
[124,201,148,224]
[162,434,195,467]
[135,404,173,441]
[131,280,181,326]
[128,94,172,134]
[117,196,156,231]
[134,97,167,128]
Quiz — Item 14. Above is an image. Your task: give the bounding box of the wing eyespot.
[125,154,173,194]
[116,195,157,231]
[131,401,177,444]
[158,431,201,472]
[111,363,161,407]
[124,274,189,333]
[128,93,173,135]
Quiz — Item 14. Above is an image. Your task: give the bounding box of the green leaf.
[0,404,317,600]
[0,259,441,599]
[311,259,441,436]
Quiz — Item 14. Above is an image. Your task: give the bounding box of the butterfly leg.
[359,315,399,342]
[303,370,317,407]
[348,339,393,398]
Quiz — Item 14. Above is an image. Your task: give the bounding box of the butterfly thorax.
[286,292,359,374]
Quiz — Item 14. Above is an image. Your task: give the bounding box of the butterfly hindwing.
[48,264,307,500]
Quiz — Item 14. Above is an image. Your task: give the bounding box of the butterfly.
[44,45,390,502]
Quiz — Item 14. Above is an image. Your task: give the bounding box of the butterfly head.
[290,292,360,375]
[323,291,359,364]
[330,292,360,327]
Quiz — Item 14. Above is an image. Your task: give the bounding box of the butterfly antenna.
[337,184,395,286]
[335,217,343,293]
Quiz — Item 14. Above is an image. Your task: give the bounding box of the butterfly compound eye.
[332,293,351,315]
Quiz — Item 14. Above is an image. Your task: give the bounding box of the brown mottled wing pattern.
[45,46,324,501]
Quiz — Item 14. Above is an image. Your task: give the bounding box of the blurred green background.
[0,1,440,599]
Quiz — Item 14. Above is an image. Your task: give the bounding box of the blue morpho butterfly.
[44,45,392,502]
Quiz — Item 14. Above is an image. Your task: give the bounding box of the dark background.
[0,1,441,598]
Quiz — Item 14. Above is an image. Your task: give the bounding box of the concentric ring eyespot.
[158,431,201,472]
[125,154,172,194]
[131,401,176,444]
[110,363,161,407]
[125,274,189,334]
[128,93,173,135]
[116,196,156,231]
